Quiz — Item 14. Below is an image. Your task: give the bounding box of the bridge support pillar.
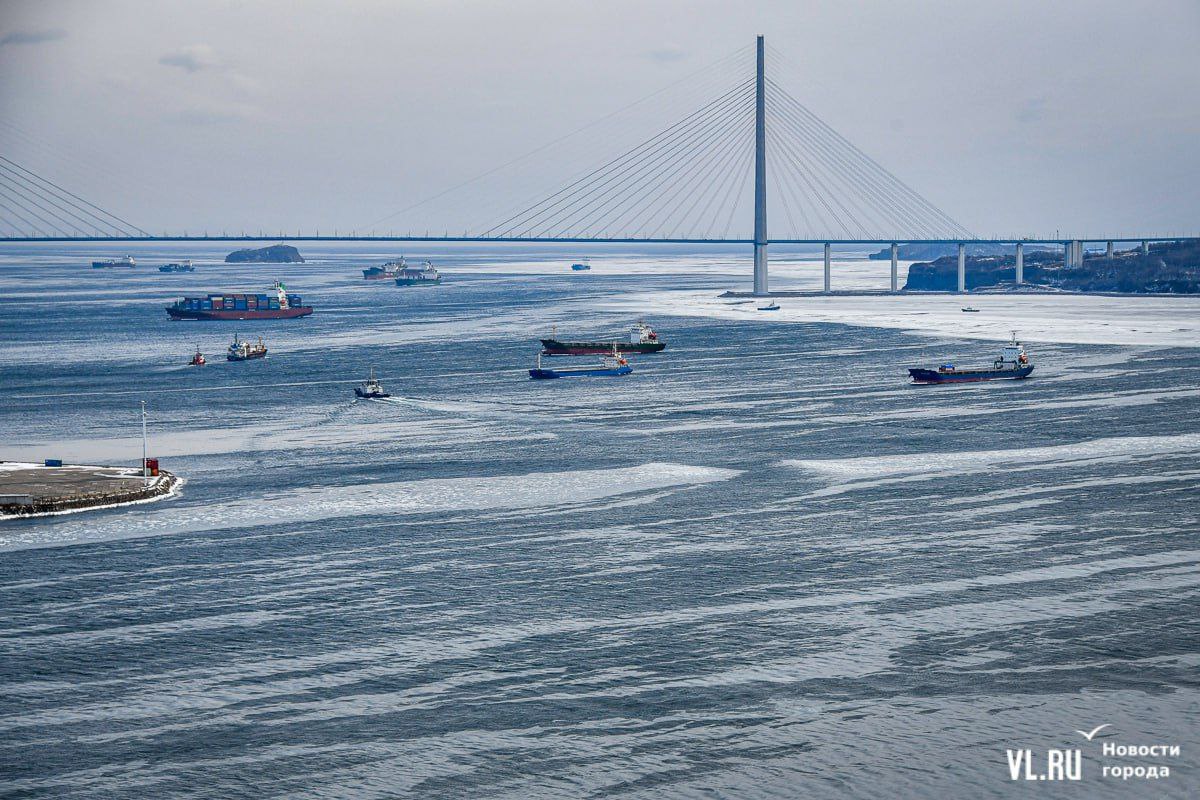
[1015,242,1024,284]
[890,243,898,291]
[957,242,966,292]
[1073,239,1083,267]
[753,243,769,295]
[824,243,831,292]
[1141,240,1149,256]
[1107,240,1114,260]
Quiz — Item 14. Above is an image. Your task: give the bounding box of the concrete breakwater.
[0,463,179,518]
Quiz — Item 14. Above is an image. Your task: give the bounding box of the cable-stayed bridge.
[1,37,1194,294]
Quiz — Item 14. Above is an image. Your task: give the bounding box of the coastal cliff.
[903,240,1200,293]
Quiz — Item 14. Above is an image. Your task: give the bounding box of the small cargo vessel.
[394,261,441,286]
[541,321,664,356]
[227,334,267,361]
[159,260,196,273]
[570,261,591,271]
[167,281,313,320]
[354,368,391,399]
[909,333,1033,384]
[92,255,136,268]
[757,302,781,311]
[189,348,206,367]
[529,350,632,380]
[363,258,406,280]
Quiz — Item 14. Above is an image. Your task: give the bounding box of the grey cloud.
[0,28,67,47]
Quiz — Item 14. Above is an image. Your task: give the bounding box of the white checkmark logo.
[1075,724,1111,741]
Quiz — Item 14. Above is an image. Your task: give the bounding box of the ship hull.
[529,365,633,379]
[355,389,391,398]
[909,366,1034,384]
[167,307,313,320]
[540,339,664,356]
[394,278,441,286]
[362,271,398,280]
[227,351,267,362]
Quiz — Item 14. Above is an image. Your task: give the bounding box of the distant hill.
[225,244,305,263]
[903,240,1200,293]
[868,243,1034,261]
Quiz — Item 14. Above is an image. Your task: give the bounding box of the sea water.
[1,243,1197,798]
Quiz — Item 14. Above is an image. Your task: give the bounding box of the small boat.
[227,334,267,361]
[757,302,781,311]
[541,321,665,356]
[159,260,196,273]
[529,349,632,380]
[961,306,980,313]
[570,261,591,271]
[909,332,1034,384]
[92,255,135,268]
[189,348,206,367]
[354,368,391,399]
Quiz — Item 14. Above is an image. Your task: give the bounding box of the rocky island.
[904,240,1200,293]
[225,244,305,263]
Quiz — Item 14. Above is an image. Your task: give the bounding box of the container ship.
[166,281,313,320]
[909,334,1034,384]
[395,261,441,286]
[93,255,136,268]
[541,321,664,356]
[363,258,406,280]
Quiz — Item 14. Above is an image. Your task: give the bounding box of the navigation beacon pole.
[752,34,769,296]
[140,400,148,487]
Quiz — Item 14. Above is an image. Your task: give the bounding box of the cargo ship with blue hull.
[167,281,313,320]
[910,334,1033,384]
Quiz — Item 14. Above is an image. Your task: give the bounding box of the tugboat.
[363,258,406,280]
[159,260,196,273]
[189,347,206,367]
[540,321,665,356]
[354,368,391,399]
[529,348,633,380]
[227,334,267,361]
[757,302,781,311]
[909,333,1034,384]
[92,255,136,268]
[394,261,441,286]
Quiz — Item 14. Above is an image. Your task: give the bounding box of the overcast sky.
[1,0,1199,239]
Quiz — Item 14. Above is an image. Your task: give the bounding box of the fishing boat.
[961,306,980,313]
[189,348,206,367]
[540,321,664,356]
[909,332,1034,384]
[227,334,267,361]
[758,302,781,311]
[570,261,591,271]
[529,349,632,380]
[354,368,391,399]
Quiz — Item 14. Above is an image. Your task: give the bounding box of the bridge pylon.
[752,35,769,295]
